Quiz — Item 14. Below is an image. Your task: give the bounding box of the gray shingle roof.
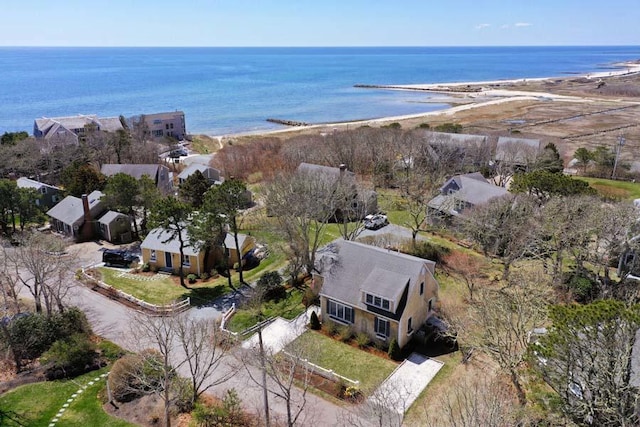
[297,163,356,181]
[433,173,509,208]
[46,190,104,226]
[177,164,221,182]
[98,210,128,225]
[16,177,60,191]
[422,131,488,147]
[495,136,542,162]
[140,227,200,256]
[317,240,434,313]
[101,164,162,180]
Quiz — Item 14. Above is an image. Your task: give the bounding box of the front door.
[165,252,173,268]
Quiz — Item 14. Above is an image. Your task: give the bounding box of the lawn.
[0,366,134,427]
[576,176,640,200]
[189,134,221,154]
[226,287,306,333]
[97,267,230,306]
[287,330,397,393]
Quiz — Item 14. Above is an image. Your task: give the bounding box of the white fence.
[81,267,190,315]
[282,350,360,387]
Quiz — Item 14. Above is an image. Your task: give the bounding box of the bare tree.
[5,233,75,315]
[444,251,485,302]
[241,335,318,427]
[173,315,234,404]
[423,376,524,427]
[471,270,550,405]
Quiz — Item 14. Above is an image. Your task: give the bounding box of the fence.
[80,266,190,315]
[282,350,360,387]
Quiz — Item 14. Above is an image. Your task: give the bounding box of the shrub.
[383,122,402,129]
[257,271,286,301]
[388,338,401,361]
[108,350,164,403]
[188,274,198,283]
[172,377,195,413]
[355,333,370,348]
[434,122,462,133]
[309,311,321,330]
[406,241,451,264]
[322,320,338,336]
[141,263,150,272]
[98,340,127,362]
[417,122,431,129]
[302,287,319,308]
[337,325,353,342]
[42,333,98,379]
[192,389,245,427]
[200,271,209,280]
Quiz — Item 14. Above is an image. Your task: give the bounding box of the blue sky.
[3,0,639,46]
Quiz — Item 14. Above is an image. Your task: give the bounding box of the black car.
[102,249,138,267]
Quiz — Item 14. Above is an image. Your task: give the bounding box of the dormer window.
[365,293,391,311]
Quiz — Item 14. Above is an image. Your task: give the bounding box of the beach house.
[314,240,439,349]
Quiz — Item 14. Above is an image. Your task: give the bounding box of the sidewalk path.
[370,352,443,415]
[242,306,320,354]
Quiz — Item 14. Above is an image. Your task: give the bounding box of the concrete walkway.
[242,306,319,354]
[369,352,443,415]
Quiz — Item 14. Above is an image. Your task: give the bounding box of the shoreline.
[207,60,640,141]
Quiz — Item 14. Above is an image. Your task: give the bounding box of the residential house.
[98,211,133,244]
[100,164,173,194]
[427,172,509,219]
[495,136,542,167]
[46,191,106,240]
[139,111,186,142]
[314,240,439,349]
[140,227,254,274]
[224,233,256,266]
[296,162,377,220]
[421,131,492,168]
[16,177,63,210]
[33,114,123,145]
[177,164,223,186]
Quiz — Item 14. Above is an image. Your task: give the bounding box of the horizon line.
[1,44,639,49]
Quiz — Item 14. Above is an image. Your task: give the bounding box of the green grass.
[287,330,397,393]
[227,288,306,333]
[576,176,640,200]
[97,267,230,306]
[190,134,221,154]
[0,367,134,427]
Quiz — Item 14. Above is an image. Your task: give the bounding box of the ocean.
[0,46,638,136]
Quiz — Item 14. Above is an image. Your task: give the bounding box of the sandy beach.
[208,61,640,142]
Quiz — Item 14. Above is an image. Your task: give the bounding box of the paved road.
[7,240,357,426]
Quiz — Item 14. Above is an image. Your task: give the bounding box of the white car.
[364,214,389,230]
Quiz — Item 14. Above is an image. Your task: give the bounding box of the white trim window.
[407,317,413,335]
[374,317,390,338]
[150,250,157,262]
[182,254,191,267]
[328,300,354,324]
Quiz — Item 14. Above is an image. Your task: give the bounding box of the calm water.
[0,46,638,135]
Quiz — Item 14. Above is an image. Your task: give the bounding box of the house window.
[153,129,163,137]
[420,282,424,295]
[328,300,354,324]
[170,123,174,129]
[428,298,434,312]
[165,124,170,130]
[365,293,392,311]
[39,187,47,195]
[374,317,390,338]
[407,317,413,334]
[150,250,156,262]
[182,254,191,267]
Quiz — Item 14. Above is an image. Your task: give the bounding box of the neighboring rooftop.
[101,164,164,180]
[46,190,104,225]
[297,162,356,180]
[34,114,123,139]
[16,177,60,191]
[140,227,200,256]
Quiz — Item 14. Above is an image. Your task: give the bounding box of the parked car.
[364,214,389,230]
[102,249,138,267]
[169,148,188,158]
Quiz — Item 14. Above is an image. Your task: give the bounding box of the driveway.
[369,353,443,415]
[359,223,426,242]
[242,306,319,354]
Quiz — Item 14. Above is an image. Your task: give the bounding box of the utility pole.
[258,327,271,427]
[611,135,626,180]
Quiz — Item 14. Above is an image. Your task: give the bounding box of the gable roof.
[177,164,221,182]
[224,233,251,250]
[16,177,60,192]
[98,210,128,225]
[440,173,509,206]
[297,162,356,181]
[140,227,200,256]
[34,115,123,138]
[46,190,104,226]
[317,240,434,317]
[101,164,162,180]
[495,136,542,162]
[422,131,488,148]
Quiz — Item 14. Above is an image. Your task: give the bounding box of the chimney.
[339,164,347,176]
[80,194,93,241]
